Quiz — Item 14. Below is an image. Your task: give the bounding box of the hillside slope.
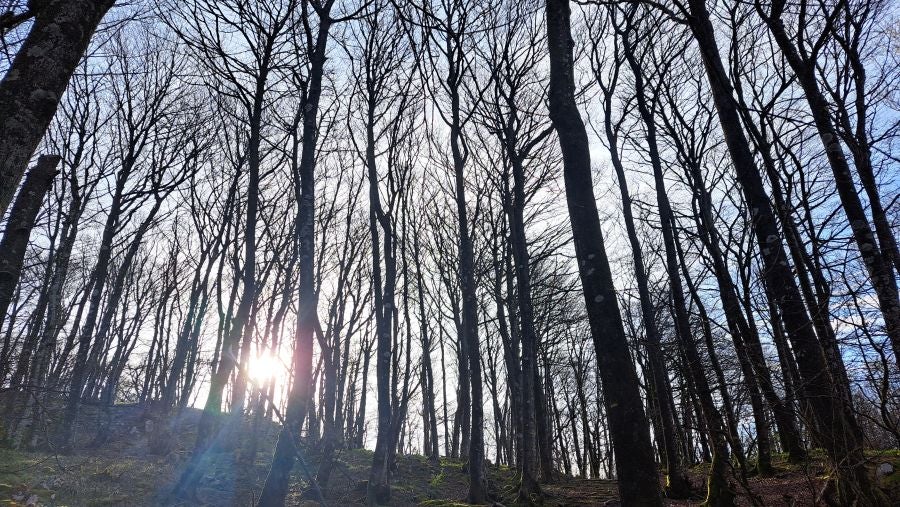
[1,402,898,506]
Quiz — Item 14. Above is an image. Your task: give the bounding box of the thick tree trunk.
[0,0,113,216]
[545,1,662,505]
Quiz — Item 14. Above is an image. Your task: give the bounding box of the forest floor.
[1,402,899,506]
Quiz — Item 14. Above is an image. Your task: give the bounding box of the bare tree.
[545,0,662,504]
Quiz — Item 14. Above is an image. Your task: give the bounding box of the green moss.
[430,471,446,487]
[881,471,900,488]
[439,458,464,469]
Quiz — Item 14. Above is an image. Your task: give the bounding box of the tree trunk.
[413,232,440,462]
[757,1,900,365]
[602,29,692,496]
[366,84,397,505]
[0,155,59,331]
[545,1,662,504]
[0,0,113,215]
[685,1,882,502]
[59,162,129,450]
[505,135,545,500]
[450,84,488,507]
[256,10,331,505]
[649,124,736,507]
[678,152,805,466]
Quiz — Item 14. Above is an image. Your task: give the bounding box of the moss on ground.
[3,402,900,507]
[0,441,518,506]
[0,447,172,506]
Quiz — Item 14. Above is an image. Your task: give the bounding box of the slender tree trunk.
[506,146,544,500]
[501,245,524,469]
[449,89,488,507]
[366,90,397,505]
[732,65,850,399]
[0,156,59,331]
[202,68,267,441]
[59,164,129,450]
[602,35,692,496]
[1,157,59,440]
[830,29,900,275]
[256,10,331,504]
[649,126,736,506]
[20,170,80,440]
[615,20,733,499]
[757,2,900,365]
[545,1,662,504]
[678,152,805,465]
[684,1,882,502]
[414,233,440,462]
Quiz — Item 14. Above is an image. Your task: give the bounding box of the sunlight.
[247,351,283,384]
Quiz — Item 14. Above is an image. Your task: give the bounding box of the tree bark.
[602,22,692,497]
[756,0,900,365]
[256,5,331,503]
[0,0,113,216]
[648,115,736,507]
[0,155,59,331]
[366,78,398,506]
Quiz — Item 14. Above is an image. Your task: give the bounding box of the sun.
[247,351,283,383]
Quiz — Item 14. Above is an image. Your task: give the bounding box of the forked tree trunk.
[366,87,398,505]
[677,150,805,466]
[602,22,692,497]
[648,125,736,507]
[756,1,900,365]
[506,136,545,501]
[256,8,332,505]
